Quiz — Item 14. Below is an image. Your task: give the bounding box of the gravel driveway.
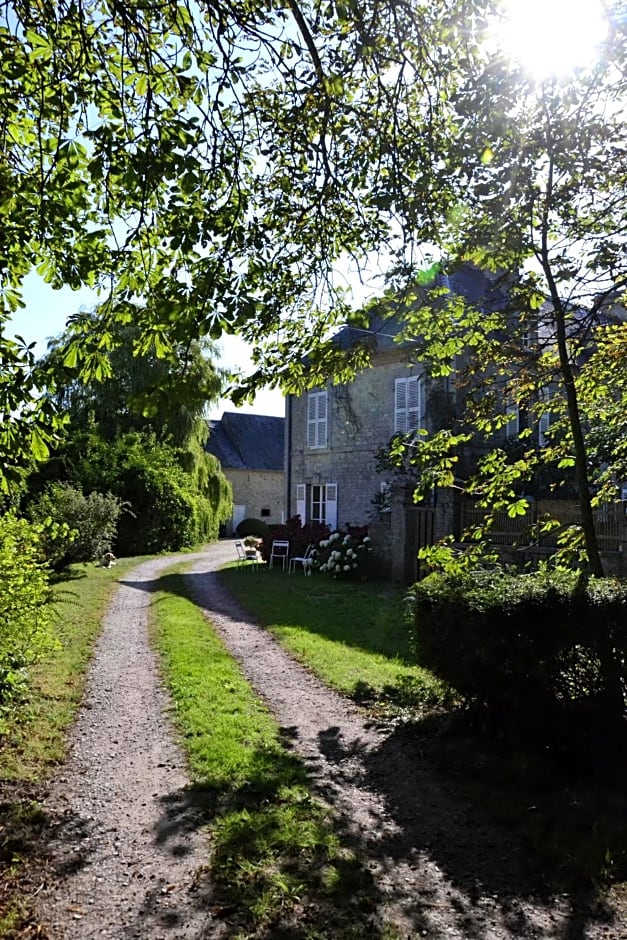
[34,543,624,939]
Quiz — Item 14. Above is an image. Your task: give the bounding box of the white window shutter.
[307,394,317,448]
[408,376,421,431]
[395,376,422,433]
[394,378,407,433]
[307,391,328,448]
[505,397,519,437]
[296,484,306,524]
[325,483,338,530]
[318,391,327,448]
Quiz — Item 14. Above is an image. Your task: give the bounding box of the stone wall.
[370,487,627,585]
[225,468,284,534]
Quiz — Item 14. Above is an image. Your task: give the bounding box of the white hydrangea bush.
[314,531,374,579]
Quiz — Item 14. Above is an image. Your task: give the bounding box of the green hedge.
[235,518,270,539]
[27,430,232,557]
[408,568,627,730]
[0,513,56,711]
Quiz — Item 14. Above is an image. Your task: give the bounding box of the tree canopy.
[43,311,225,447]
[0,0,461,487]
[27,317,232,554]
[1,0,626,572]
[384,13,627,574]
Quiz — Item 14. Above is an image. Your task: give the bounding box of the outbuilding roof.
[206,411,285,472]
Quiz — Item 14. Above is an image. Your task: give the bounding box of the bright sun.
[493,0,609,80]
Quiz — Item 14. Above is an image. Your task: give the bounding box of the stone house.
[284,264,627,581]
[206,411,285,535]
[285,332,428,533]
[285,328,462,582]
[284,265,506,538]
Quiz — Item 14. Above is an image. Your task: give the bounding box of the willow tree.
[43,310,225,448]
[29,314,233,549]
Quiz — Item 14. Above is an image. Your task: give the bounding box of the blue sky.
[11,272,284,419]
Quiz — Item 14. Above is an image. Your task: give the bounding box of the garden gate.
[405,506,436,582]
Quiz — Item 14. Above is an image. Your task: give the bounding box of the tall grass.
[0,556,149,938]
[0,557,148,783]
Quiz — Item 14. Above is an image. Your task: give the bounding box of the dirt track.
[34,543,625,939]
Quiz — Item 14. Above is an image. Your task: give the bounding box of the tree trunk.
[539,152,604,577]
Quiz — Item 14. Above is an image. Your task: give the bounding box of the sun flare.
[493,0,609,80]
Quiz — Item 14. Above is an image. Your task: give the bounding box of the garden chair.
[268,539,290,570]
[235,540,259,570]
[288,544,315,575]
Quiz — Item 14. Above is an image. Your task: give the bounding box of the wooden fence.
[459,499,624,553]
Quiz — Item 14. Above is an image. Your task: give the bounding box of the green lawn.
[218,564,627,897]
[218,565,449,713]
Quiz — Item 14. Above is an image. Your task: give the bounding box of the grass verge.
[0,557,149,782]
[0,555,150,938]
[151,568,405,939]
[218,565,449,717]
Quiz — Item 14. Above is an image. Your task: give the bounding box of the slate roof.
[332,264,510,354]
[206,411,285,472]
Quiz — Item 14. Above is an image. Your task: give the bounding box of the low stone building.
[206,411,285,535]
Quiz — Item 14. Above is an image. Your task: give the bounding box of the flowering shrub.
[314,531,374,579]
[260,516,330,563]
[243,535,263,551]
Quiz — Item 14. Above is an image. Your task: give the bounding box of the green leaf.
[62,345,79,369]
[30,429,49,462]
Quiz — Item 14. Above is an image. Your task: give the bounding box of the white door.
[325,483,338,531]
[296,484,306,524]
[233,504,246,534]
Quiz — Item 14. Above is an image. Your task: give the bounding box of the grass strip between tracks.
[219,564,449,716]
[150,566,404,940]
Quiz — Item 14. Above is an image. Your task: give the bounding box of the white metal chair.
[289,544,315,575]
[235,540,259,570]
[268,539,290,570]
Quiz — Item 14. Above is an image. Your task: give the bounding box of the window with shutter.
[311,485,324,523]
[310,483,338,529]
[408,376,421,430]
[307,390,327,448]
[394,376,422,433]
[505,397,520,437]
[394,378,407,433]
